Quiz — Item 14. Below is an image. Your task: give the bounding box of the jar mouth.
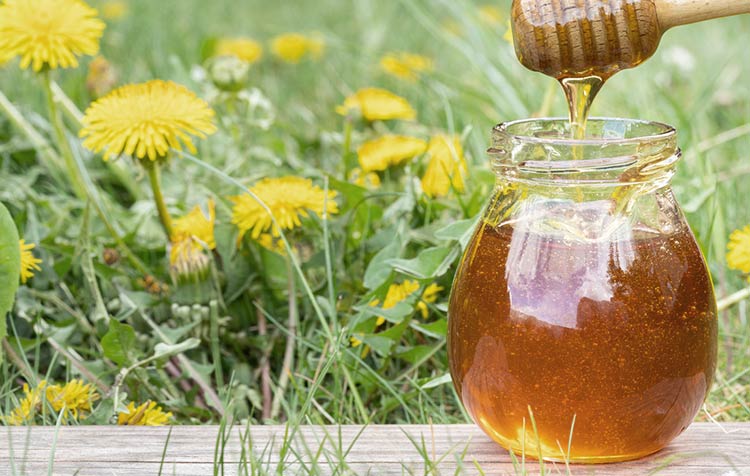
[490,117,679,187]
[494,117,676,147]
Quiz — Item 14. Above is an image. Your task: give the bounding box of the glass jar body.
[447,119,717,463]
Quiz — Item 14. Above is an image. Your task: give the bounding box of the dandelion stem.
[342,118,353,178]
[718,286,750,312]
[271,255,298,420]
[42,70,89,201]
[424,198,433,224]
[145,161,174,238]
[50,81,84,123]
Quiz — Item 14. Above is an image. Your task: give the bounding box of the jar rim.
[490,117,680,187]
[494,117,676,147]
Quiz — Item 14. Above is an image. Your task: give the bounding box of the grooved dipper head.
[511,0,662,79]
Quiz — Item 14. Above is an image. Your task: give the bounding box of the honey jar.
[448,118,717,463]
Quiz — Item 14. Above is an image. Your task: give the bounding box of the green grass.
[0,0,749,467]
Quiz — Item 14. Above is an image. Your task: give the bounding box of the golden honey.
[449,216,717,462]
[448,118,718,463]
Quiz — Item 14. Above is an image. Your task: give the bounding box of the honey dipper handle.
[656,0,750,30]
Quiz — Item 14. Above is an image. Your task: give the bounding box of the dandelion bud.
[86,56,118,98]
[169,238,211,285]
[206,55,250,92]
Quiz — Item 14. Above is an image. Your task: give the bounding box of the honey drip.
[560,75,605,140]
[509,0,664,139]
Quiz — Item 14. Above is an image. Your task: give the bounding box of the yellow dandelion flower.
[215,37,263,64]
[0,0,105,72]
[256,233,287,256]
[504,19,514,47]
[421,134,467,198]
[101,0,127,20]
[3,380,46,426]
[230,177,339,240]
[357,135,427,173]
[416,283,443,319]
[377,280,421,325]
[727,226,750,274]
[382,280,420,307]
[117,401,172,426]
[172,200,216,249]
[336,87,416,121]
[271,33,325,63]
[80,80,216,161]
[19,239,42,284]
[349,168,381,190]
[349,334,371,358]
[380,52,434,82]
[478,5,504,27]
[86,55,117,98]
[371,280,443,326]
[45,379,99,421]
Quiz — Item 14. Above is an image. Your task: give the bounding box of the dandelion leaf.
[363,237,403,289]
[435,216,480,249]
[101,319,138,366]
[0,202,20,362]
[387,244,459,279]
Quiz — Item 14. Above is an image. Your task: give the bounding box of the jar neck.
[489,118,679,191]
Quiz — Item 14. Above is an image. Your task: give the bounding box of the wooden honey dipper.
[511,0,750,79]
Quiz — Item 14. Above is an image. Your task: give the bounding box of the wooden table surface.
[1,423,748,475]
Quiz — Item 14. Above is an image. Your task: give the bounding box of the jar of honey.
[448,118,717,463]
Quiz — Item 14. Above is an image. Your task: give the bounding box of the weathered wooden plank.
[1,423,748,475]
[5,461,750,476]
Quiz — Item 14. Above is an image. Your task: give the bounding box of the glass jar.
[448,118,717,463]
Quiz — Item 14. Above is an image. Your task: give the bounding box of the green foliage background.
[0,0,748,427]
